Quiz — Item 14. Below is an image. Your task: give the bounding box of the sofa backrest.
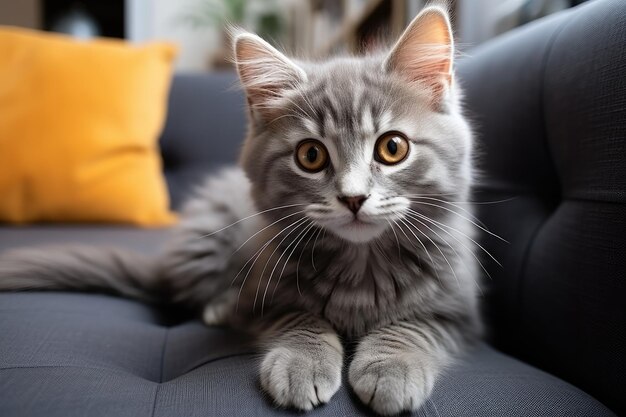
[159,72,247,209]
[457,0,625,413]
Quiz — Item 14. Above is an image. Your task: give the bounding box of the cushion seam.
[513,11,576,346]
[159,327,169,383]
[174,352,256,380]
[150,327,169,417]
[150,384,161,417]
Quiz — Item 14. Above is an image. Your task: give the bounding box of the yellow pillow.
[0,27,177,226]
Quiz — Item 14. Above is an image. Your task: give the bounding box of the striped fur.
[0,6,484,415]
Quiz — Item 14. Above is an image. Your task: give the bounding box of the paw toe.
[260,347,341,411]
[349,356,430,415]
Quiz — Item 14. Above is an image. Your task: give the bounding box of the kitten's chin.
[329,220,387,244]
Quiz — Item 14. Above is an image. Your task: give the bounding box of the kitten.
[0,6,483,415]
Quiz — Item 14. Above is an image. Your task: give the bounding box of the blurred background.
[0,0,591,71]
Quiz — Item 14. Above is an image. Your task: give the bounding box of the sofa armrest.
[457,0,626,414]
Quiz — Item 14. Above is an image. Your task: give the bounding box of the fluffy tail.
[0,246,161,303]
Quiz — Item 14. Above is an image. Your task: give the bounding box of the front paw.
[349,354,434,416]
[260,345,342,411]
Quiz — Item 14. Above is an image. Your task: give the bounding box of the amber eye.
[296,140,329,172]
[375,132,410,165]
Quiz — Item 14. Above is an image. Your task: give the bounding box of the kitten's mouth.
[331,217,386,243]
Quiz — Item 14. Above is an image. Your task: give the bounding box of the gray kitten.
[0,6,484,415]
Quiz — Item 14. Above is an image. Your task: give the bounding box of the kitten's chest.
[285,247,419,336]
[233,232,427,336]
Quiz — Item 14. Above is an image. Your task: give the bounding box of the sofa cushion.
[0,225,172,255]
[0,292,615,417]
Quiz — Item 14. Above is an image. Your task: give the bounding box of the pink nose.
[337,195,368,214]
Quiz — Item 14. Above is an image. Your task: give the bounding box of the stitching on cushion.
[173,352,256,380]
[150,384,161,417]
[159,327,169,383]
[150,327,169,417]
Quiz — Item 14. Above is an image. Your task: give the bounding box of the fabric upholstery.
[0,225,172,255]
[159,72,247,209]
[0,0,623,415]
[0,27,177,226]
[456,0,626,414]
[0,292,615,417]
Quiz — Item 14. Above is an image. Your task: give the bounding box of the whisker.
[265,221,314,306]
[253,218,310,314]
[231,216,303,287]
[386,219,402,258]
[231,210,307,256]
[195,203,307,239]
[295,224,319,296]
[396,218,442,284]
[232,240,271,289]
[399,194,517,205]
[404,195,487,228]
[405,213,483,295]
[450,197,518,205]
[232,217,307,310]
[269,222,316,307]
[392,219,417,252]
[408,200,508,243]
[311,227,325,271]
[401,217,458,288]
[408,209,502,268]
[396,192,459,198]
[406,209,492,280]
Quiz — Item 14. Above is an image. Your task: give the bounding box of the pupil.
[387,138,398,154]
[306,146,318,163]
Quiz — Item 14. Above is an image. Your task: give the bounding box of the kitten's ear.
[234,32,306,114]
[384,6,454,104]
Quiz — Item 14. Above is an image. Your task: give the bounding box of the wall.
[0,0,40,29]
[127,0,219,72]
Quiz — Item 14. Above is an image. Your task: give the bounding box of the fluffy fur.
[0,6,485,415]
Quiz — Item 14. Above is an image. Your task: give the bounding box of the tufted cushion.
[457,0,626,414]
[0,292,615,417]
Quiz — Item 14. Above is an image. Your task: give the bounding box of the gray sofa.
[1,0,624,415]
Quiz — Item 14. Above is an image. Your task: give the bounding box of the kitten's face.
[236,9,472,244]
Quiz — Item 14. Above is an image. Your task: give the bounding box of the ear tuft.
[234,32,306,115]
[384,6,454,103]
